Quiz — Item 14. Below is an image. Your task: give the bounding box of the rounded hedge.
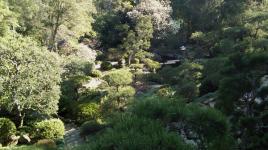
[157,87,176,98]
[101,61,113,71]
[90,70,102,78]
[77,103,101,123]
[103,69,133,86]
[143,58,161,72]
[0,118,16,145]
[33,119,65,140]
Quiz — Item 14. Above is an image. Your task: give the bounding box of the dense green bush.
[157,86,176,98]
[63,56,94,77]
[143,58,161,72]
[132,95,186,122]
[145,73,162,83]
[100,61,113,71]
[158,62,203,100]
[78,89,103,103]
[35,139,57,150]
[33,119,65,140]
[103,69,133,86]
[80,120,105,137]
[75,114,193,150]
[101,69,135,114]
[59,75,91,117]
[77,103,101,123]
[129,63,144,70]
[0,118,16,146]
[131,95,235,149]
[185,104,235,150]
[90,70,102,78]
[102,86,135,114]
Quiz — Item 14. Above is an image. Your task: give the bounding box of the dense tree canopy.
[0,34,61,126]
[1,0,268,149]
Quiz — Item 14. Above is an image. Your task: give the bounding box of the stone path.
[64,124,84,149]
[82,78,103,89]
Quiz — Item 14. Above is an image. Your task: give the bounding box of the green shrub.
[100,61,113,71]
[78,89,103,103]
[103,69,133,86]
[129,64,144,70]
[77,103,101,123]
[0,118,16,146]
[35,139,57,150]
[145,73,162,83]
[102,86,135,113]
[185,104,235,150]
[143,58,161,72]
[157,87,176,98]
[176,81,199,101]
[90,70,102,78]
[80,120,105,137]
[132,95,235,149]
[75,114,193,150]
[59,75,91,117]
[33,119,65,140]
[18,126,33,135]
[133,58,140,64]
[132,95,186,122]
[63,56,94,77]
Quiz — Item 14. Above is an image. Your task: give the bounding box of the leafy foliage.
[33,119,65,140]
[0,34,61,126]
[75,114,194,150]
[80,120,105,137]
[0,118,16,146]
[76,103,101,124]
[103,69,133,86]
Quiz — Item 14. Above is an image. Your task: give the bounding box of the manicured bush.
[132,95,186,122]
[157,86,176,98]
[100,61,113,71]
[33,119,65,140]
[63,56,94,77]
[102,86,135,113]
[143,58,161,72]
[77,103,101,123]
[0,118,16,146]
[103,69,133,86]
[90,70,102,78]
[80,120,105,137]
[78,89,103,103]
[129,64,144,70]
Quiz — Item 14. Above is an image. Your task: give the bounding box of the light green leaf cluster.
[0,34,62,124]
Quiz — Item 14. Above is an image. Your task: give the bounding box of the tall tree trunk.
[49,12,61,52]
[19,112,25,127]
[128,53,134,65]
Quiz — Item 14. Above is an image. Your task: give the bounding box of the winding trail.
[64,124,84,149]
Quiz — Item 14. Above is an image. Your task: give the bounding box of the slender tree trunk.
[19,112,25,127]
[128,53,134,65]
[49,12,61,52]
